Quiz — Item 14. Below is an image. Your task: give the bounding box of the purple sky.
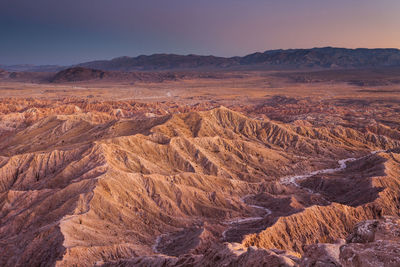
[1,0,399,65]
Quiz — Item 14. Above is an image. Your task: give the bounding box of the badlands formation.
[1,71,400,267]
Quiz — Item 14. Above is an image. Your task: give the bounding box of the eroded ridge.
[1,99,400,266]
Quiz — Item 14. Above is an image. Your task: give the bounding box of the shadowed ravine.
[153,150,386,255]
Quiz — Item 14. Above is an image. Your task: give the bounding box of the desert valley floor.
[1,70,400,266]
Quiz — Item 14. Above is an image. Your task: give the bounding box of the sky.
[0,0,399,65]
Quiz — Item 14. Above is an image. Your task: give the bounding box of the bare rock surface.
[301,217,400,267]
[340,217,400,267]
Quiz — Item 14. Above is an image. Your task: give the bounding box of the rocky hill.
[78,54,238,71]
[49,67,247,83]
[49,67,196,83]
[50,67,108,82]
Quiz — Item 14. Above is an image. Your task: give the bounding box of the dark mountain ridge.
[49,67,193,83]
[77,47,400,71]
[2,47,400,72]
[77,54,239,71]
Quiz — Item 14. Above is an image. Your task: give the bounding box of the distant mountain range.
[2,47,400,72]
[0,64,64,72]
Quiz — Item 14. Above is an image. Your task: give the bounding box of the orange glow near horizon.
[0,0,399,64]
